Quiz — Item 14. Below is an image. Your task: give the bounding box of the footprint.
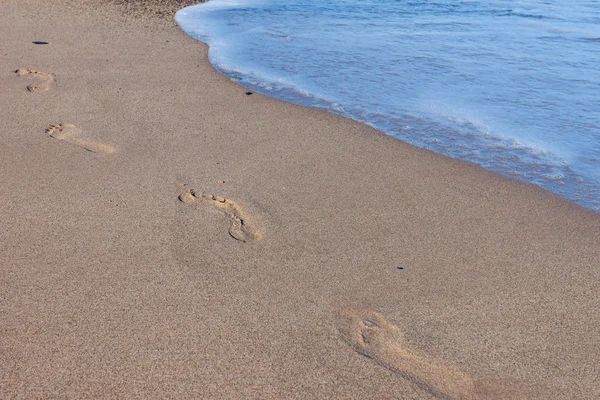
[15,68,54,92]
[337,309,529,399]
[178,188,261,242]
[46,124,115,154]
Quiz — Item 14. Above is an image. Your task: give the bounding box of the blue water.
[176,0,600,212]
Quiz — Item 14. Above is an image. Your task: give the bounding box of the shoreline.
[175,1,600,214]
[2,0,599,398]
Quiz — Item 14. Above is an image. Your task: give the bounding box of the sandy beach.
[1,0,599,398]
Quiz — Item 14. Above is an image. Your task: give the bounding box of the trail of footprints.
[16,63,527,399]
[179,188,261,243]
[337,309,527,400]
[15,68,54,92]
[46,123,115,154]
[15,67,114,153]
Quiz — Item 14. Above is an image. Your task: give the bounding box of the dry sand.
[1,0,599,398]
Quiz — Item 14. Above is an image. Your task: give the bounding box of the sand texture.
[1,0,599,398]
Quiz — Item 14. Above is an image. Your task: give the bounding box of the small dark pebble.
[397,266,405,270]
[33,41,49,45]
[245,91,253,95]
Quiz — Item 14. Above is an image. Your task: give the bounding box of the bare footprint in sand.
[337,309,528,400]
[46,124,115,154]
[15,68,54,92]
[179,188,261,242]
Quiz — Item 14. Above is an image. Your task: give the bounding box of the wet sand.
[1,0,599,398]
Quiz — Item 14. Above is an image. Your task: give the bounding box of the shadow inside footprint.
[15,68,54,92]
[46,123,115,154]
[179,188,261,242]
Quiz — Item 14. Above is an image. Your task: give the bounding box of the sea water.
[176,0,600,212]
